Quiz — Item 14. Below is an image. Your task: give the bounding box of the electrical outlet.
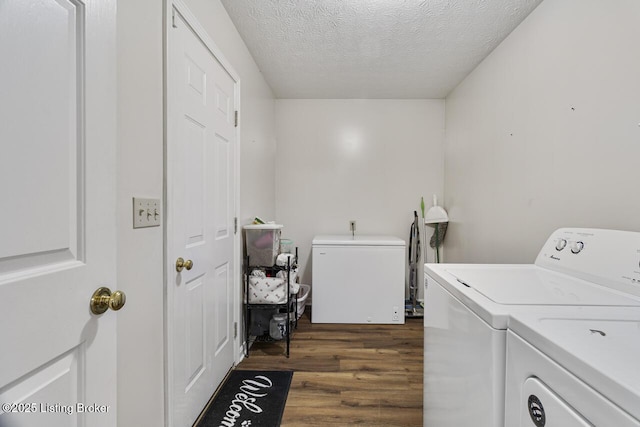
[349,220,356,233]
[133,197,161,228]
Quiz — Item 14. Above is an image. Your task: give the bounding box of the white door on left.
[0,1,118,427]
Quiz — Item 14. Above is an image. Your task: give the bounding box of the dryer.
[423,228,640,427]
[506,307,640,426]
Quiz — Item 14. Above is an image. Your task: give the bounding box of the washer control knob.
[555,239,567,251]
[570,241,584,254]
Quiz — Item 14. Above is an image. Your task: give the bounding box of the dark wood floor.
[237,308,424,426]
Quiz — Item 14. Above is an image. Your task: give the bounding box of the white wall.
[275,99,445,287]
[444,0,640,263]
[116,2,164,426]
[116,1,276,426]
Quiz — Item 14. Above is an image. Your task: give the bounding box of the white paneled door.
[166,5,238,426]
[0,1,117,427]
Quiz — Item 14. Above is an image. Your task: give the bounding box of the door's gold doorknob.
[176,257,193,272]
[90,287,126,315]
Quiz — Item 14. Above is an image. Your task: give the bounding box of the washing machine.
[506,306,640,426]
[423,228,640,427]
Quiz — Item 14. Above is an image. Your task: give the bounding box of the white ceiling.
[220,0,543,99]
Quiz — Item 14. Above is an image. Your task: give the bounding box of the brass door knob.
[176,257,193,272]
[90,287,126,315]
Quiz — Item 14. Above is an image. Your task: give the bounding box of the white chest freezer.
[312,235,406,324]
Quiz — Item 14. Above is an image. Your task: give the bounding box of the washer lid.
[312,235,405,246]
[447,266,640,306]
[509,308,640,422]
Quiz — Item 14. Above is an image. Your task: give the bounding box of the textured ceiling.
[220,0,543,99]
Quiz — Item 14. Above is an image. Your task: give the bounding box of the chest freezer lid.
[312,235,405,246]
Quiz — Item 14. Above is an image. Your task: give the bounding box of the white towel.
[276,253,295,267]
[250,269,266,278]
[289,282,300,294]
[276,268,299,293]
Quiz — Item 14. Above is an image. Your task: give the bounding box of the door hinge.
[234,217,238,234]
[234,322,238,339]
[234,110,238,127]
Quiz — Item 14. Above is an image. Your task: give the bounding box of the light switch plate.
[133,197,161,228]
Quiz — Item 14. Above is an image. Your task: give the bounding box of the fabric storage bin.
[248,276,287,304]
[244,224,283,266]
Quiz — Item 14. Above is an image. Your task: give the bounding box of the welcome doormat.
[197,369,293,427]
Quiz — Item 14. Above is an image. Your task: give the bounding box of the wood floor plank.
[237,310,424,426]
[340,390,423,408]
